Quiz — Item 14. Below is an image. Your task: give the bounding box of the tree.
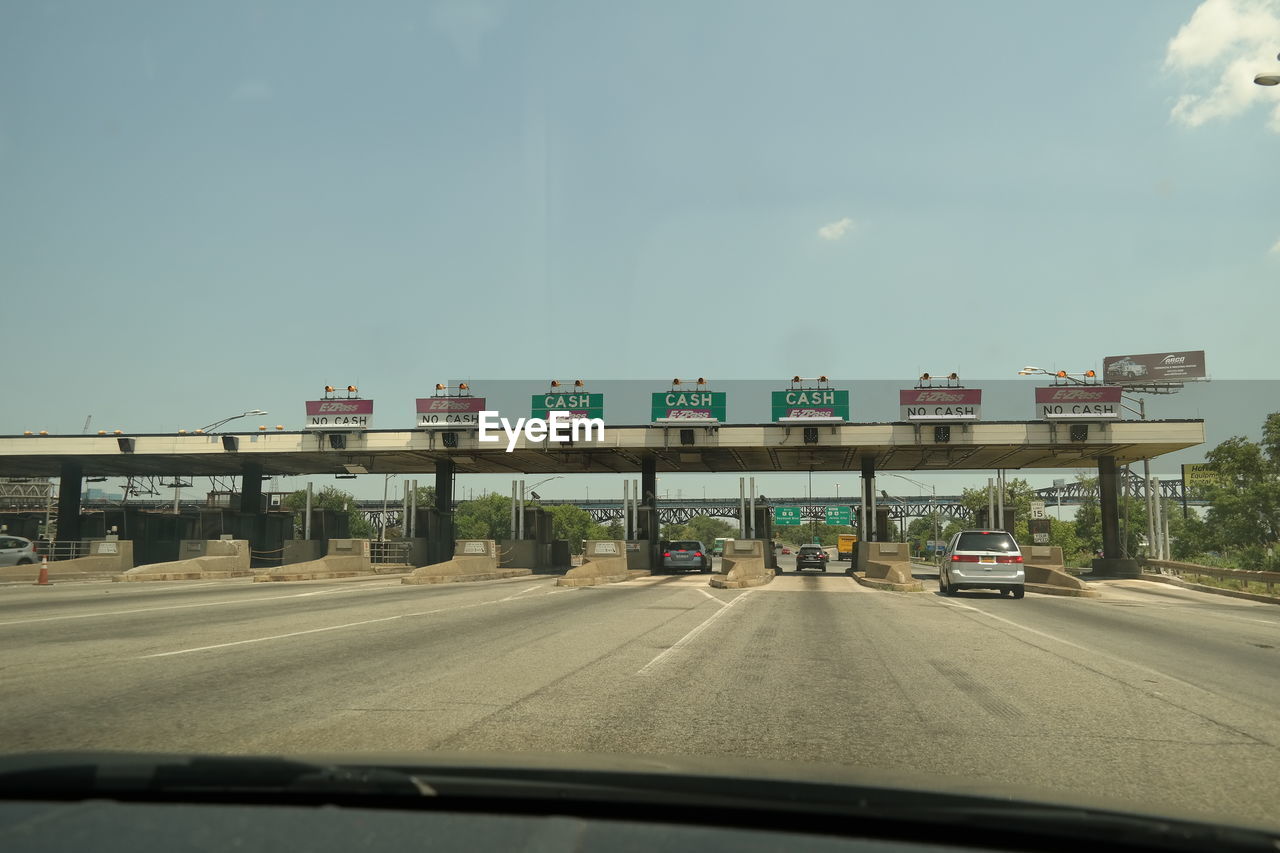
[453,493,512,541]
[546,504,607,554]
[1197,413,1280,568]
[282,486,372,538]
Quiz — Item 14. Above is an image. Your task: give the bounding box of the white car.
[0,535,38,567]
[939,530,1025,598]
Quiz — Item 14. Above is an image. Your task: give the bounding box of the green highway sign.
[773,506,803,526]
[824,506,852,525]
[771,388,849,422]
[652,390,727,422]
[531,392,604,420]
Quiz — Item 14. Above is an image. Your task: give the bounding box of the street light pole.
[197,407,267,432]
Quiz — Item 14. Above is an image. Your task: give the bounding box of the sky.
[3,0,1279,501]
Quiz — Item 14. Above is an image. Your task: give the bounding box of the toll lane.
[0,573,1275,832]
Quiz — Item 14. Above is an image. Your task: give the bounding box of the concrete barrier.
[1022,546,1099,597]
[114,539,252,582]
[1,539,133,583]
[254,539,380,582]
[557,540,631,587]
[403,540,532,585]
[855,542,924,592]
[710,539,774,589]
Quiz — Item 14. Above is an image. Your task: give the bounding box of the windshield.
[2,0,1279,840]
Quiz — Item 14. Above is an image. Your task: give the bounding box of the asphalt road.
[0,569,1277,831]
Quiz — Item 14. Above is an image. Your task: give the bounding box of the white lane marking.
[140,596,509,658]
[501,583,547,602]
[637,590,754,675]
[930,599,1233,698]
[0,585,390,627]
[694,587,727,606]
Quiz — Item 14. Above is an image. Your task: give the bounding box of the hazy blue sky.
[3,0,1278,499]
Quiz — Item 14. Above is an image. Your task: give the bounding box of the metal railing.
[1146,559,1280,596]
[33,540,91,562]
[369,541,412,566]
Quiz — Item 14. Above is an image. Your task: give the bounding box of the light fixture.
[23,430,32,436]
[792,375,802,383]
[325,385,336,393]
[550,380,561,388]
[573,379,584,388]
[530,491,541,500]
[342,463,368,474]
[947,373,959,381]
[276,425,284,430]
[98,430,106,435]
[920,373,931,381]
[39,430,47,435]
[346,385,358,393]
[818,375,828,383]
[696,377,706,385]
[435,383,446,392]
[258,425,267,431]
[335,473,357,480]
[458,383,469,391]
[672,378,681,386]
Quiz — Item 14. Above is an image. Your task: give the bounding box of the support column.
[239,461,265,555]
[56,461,82,542]
[1093,455,1139,577]
[861,457,877,541]
[434,459,455,565]
[240,461,264,514]
[642,456,658,570]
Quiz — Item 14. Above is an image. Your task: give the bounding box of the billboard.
[415,396,486,428]
[1103,350,1206,384]
[771,388,849,421]
[898,388,982,421]
[305,399,373,430]
[1034,386,1122,419]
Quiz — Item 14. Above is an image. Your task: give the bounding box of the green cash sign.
[770,388,850,422]
[651,391,727,422]
[773,506,802,526]
[531,393,604,420]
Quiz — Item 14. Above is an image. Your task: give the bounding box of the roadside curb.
[1132,572,1280,606]
[402,569,532,585]
[1025,581,1099,598]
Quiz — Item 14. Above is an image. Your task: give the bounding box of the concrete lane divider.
[403,540,532,585]
[556,540,631,587]
[1021,546,1099,598]
[254,539,382,582]
[853,542,925,592]
[709,539,774,589]
[114,539,254,582]
[0,539,133,583]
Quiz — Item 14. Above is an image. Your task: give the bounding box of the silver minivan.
[939,530,1024,598]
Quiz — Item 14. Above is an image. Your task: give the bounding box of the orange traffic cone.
[34,557,51,586]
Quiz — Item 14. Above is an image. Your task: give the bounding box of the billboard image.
[1103,351,1205,384]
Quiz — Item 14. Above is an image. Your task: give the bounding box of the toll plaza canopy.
[0,420,1205,478]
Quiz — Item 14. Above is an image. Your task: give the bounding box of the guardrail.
[34,540,90,562]
[1145,559,1280,595]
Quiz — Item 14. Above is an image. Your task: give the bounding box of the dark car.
[795,544,829,571]
[661,540,711,572]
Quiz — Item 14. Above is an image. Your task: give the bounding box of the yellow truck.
[837,533,858,561]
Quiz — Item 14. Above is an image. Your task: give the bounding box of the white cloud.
[817,217,855,241]
[1164,0,1280,131]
